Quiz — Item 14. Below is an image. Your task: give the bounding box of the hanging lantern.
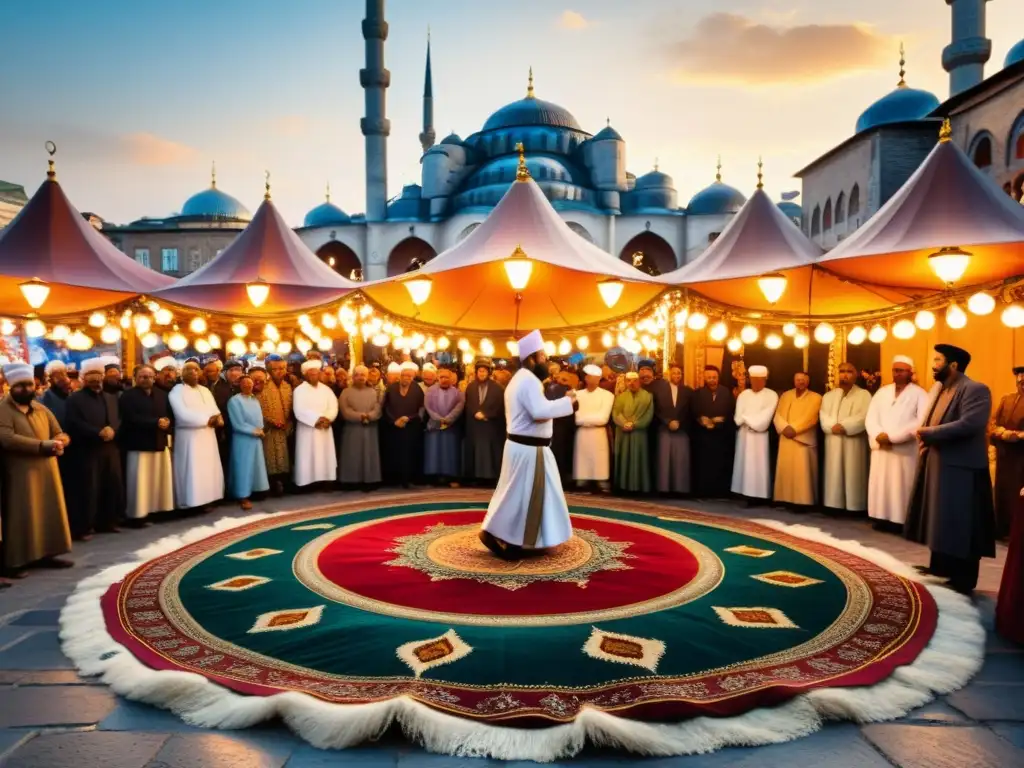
[686,312,708,331]
[782,322,798,337]
[764,333,783,350]
[68,330,95,351]
[245,278,270,308]
[154,308,173,325]
[261,339,276,353]
[167,332,188,352]
[558,339,571,356]
[140,332,159,349]
[892,319,916,340]
[597,279,625,309]
[868,324,887,343]
[726,337,743,353]
[0,318,15,336]
[457,338,470,352]
[424,339,437,353]
[88,311,106,328]
[208,333,222,349]
[437,336,450,350]
[194,338,212,354]
[847,325,867,345]
[1001,303,1024,328]
[24,318,47,338]
[813,322,836,344]
[133,315,152,334]
[100,324,120,344]
[740,324,759,345]
[709,321,729,342]
[576,335,589,350]
[945,303,967,330]
[231,322,248,338]
[927,246,971,286]
[226,337,247,356]
[503,245,533,291]
[49,324,70,341]
[18,278,50,310]
[403,276,433,306]
[189,317,208,334]
[793,333,809,349]
[914,310,936,330]
[756,273,787,305]
[966,291,995,316]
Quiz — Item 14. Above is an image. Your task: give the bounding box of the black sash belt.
[507,433,550,448]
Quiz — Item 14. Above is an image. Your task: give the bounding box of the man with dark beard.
[103,358,125,396]
[905,344,996,594]
[153,357,179,392]
[692,365,735,499]
[40,360,72,427]
[64,357,124,540]
[480,330,576,560]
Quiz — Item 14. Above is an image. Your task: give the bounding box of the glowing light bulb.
[543,340,556,356]
[892,319,916,340]
[140,332,159,349]
[506,340,519,355]
[277,341,292,355]
[794,333,809,349]
[245,279,270,308]
[726,337,743,353]
[155,308,173,326]
[782,322,798,337]
[167,332,188,352]
[945,303,967,329]
[847,325,867,345]
[189,317,207,334]
[686,312,708,331]
[709,321,729,342]
[24,319,47,338]
[765,333,783,350]
[558,339,571,356]
[1000,303,1024,328]
[756,273,787,305]
[437,336,450,350]
[480,338,495,357]
[194,338,212,354]
[914,310,936,330]
[404,277,432,306]
[49,324,70,341]
[231,322,248,338]
[322,313,338,329]
[133,315,152,334]
[813,322,836,344]
[296,337,313,354]
[318,336,332,351]
[263,323,280,342]
[0,319,15,336]
[208,333,222,349]
[576,335,589,350]
[967,291,995,316]
[597,279,624,308]
[88,311,106,328]
[457,338,470,352]
[868,324,887,343]
[226,338,247,356]
[601,331,614,348]
[740,325,759,345]
[100,324,120,344]
[18,278,50,310]
[927,247,970,285]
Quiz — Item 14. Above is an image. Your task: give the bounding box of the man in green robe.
[613,371,654,493]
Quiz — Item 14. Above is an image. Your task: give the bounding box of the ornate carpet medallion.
[98,491,940,727]
[385,522,635,590]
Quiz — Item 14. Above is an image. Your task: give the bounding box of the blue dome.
[1005,39,1024,68]
[452,153,597,212]
[482,96,581,132]
[440,133,464,145]
[777,201,802,223]
[635,169,674,190]
[592,125,623,142]
[855,86,940,134]
[180,187,251,220]
[303,201,350,228]
[387,184,426,221]
[687,181,746,215]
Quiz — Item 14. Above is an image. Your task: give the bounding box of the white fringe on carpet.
[59,512,985,762]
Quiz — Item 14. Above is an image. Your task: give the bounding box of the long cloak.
[463,379,506,481]
[996,487,1024,643]
[865,383,928,524]
[228,394,270,499]
[64,388,124,536]
[119,386,174,519]
[612,388,654,493]
[209,377,236,473]
[573,387,614,481]
[168,383,224,508]
[292,382,339,486]
[773,389,823,505]
[820,385,872,512]
[545,382,576,480]
[731,388,779,500]
[652,379,693,494]
[991,391,1024,539]
[692,386,735,497]
[383,382,425,485]
[338,386,382,483]
[0,398,71,568]
[424,385,465,477]
[256,378,293,476]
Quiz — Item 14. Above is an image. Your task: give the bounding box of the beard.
[933,364,952,383]
[10,390,35,405]
[530,360,548,381]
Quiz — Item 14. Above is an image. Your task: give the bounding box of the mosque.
[96,0,1023,284]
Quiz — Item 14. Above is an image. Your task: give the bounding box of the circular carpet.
[63,492,985,761]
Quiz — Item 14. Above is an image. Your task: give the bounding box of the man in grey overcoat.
[905,343,996,594]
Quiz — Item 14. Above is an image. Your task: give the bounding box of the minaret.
[942,0,992,97]
[418,29,435,153]
[360,0,390,222]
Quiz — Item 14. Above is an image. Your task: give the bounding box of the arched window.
[823,198,833,231]
[1007,110,1024,164]
[1016,133,1024,161]
[848,184,861,218]
[835,191,846,224]
[972,135,993,168]
[811,205,821,237]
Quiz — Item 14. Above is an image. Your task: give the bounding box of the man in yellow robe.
[612,372,654,493]
[773,371,823,507]
[256,354,293,494]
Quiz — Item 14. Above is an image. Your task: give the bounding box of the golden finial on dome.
[515,142,530,181]
[526,66,534,98]
[897,42,907,88]
[45,141,56,180]
[756,156,764,189]
[264,170,271,200]
[654,157,659,172]
[939,117,952,143]
[715,155,722,183]
[211,160,217,189]
[325,181,331,202]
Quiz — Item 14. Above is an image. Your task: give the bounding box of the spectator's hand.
[157,418,171,431]
[254,428,265,438]
[55,432,70,447]
[876,432,890,445]
[475,411,485,421]
[207,415,220,428]
[831,424,845,435]
[99,426,115,441]
[669,420,679,431]
[783,426,796,439]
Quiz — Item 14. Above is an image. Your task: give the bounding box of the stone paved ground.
[0,491,1021,767]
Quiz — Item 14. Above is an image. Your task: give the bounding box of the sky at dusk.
[2,0,1022,226]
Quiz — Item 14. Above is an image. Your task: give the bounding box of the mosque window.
[161,248,179,273]
[823,198,833,231]
[971,135,993,168]
[848,185,861,218]
[810,206,821,237]
[1015,132,1024,161]
[134,248,150,269]
[835,192,846,224]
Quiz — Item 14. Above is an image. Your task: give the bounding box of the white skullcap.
[2,362,33,387]
[102,356,120,369]
[354,364,368,375]
[422,362,437,372]
[748,365,768,378]
[400,361,419,372]
[44,360,66,376]
[583,364,602,377]
[625,371,639,380]
[387,362,401,373]
[517,329,544,360]
[301,359,323,373]
[249,359,266,370]
[154,356,178,371]
[81,358,106,375]
[893,355,914,368]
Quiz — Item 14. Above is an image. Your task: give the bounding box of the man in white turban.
[420,362,438,392]
[731,364,778,502]
[168,359,224,509]
[820,360,873,513]
[480,330,577,559]
[865,355,928,528]
[573,364,614,491]
[293,359,339,487]
[386,361,402,387]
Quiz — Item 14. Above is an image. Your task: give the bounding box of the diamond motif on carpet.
[206,575,271,592]
[248,606,325,634]
[396,629,473,678]
[292,523,336,531]
[723,544,776,558]
[226,548,283,560]
[750,571,824,588]
[582,627,666,672]
[712,606,799,629]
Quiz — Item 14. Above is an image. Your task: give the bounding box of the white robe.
[125,449,174,519]
[731,388,778,499]
[292,382,339,486]
[865,382,929,523]
[482,368,575,548]
[168,384,224,508]
[820,386,872,511]
[573,387,614,481]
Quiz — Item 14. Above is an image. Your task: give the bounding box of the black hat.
[1013,366,1024,375]
[474,357,493,371]
[638,358,656,372]
[935,343,971,371]
[224,359,243,370]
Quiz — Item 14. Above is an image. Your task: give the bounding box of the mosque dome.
[777,200,803,224]
[592,124,623,142]
[855,86,940,134]
[452,153,596,212]
[635,168,674,190]
[687,181,747,216]
[180,186,251,221]
[440,132,464,145]
[303,200,350,228]
[482,71,581,132]
[387,184,427,221]
[1005,39,1024,68]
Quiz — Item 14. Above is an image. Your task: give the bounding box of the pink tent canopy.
[363,168,663,332]
[654,188,918,316]
[153,196,357,316]
[0,172,173,316]
[820,134,1024,290]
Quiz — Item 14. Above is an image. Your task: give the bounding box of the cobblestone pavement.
[0,491,1021,767]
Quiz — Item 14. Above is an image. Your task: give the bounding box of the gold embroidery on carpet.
[582,628,666,672]
[750,571,824,588]
[396,629,472,678]
[712,606,799,629]
[723,544,776,558]
[247,606,325,634]
[206,575,271,592]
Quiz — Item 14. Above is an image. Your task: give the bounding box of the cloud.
[119,132,198,166]
[667,13,892,86]
[558,10,590,30]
